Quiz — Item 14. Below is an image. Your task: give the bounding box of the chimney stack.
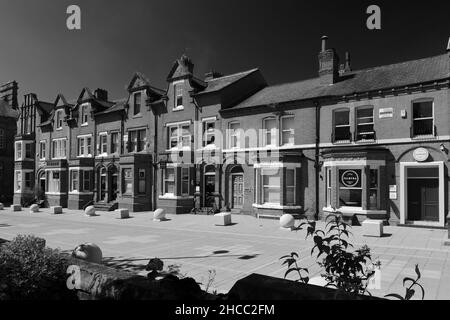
[94,88,108,101]
[204,69,223,81]
[318,36,340,85]
[447,36,450,52]
[0,81,18,109]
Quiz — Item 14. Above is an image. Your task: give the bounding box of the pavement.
[1,207,450,300]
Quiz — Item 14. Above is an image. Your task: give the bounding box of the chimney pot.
[447,37,450,52]
[321,35,328,52]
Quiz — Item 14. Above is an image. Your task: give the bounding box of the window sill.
[69,191,93,195]
[411,135,436,140]
[253,203,302,210]
[81,123,88,127]
[322,206,386,216]
[132,114,143,119]
[159,194,194,200]
[172,106,184,112]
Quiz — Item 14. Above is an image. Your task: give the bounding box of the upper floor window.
[0,129,4,149]
[99,134,108,155]
[133,92,141,116]
[229,122,240,149]
[356,107,375,141]
[263,117,277,147]
[52,138,67,159]
[129,129,146,153]
[333,109,351,143]
[281,116,295,146]
[174,84,183,110]
[55,110,63,130]
[168,124,190,149]
[111,132,120,154]
[39,141,46,160]
[80,104,89,125]
[77,135,92,157]
[203,119,216,147]
[412,100,434,137]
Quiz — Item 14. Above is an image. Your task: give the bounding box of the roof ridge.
[352,53,447,74]
[208,68,259,82]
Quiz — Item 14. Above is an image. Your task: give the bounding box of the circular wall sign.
[341,170,360,187]
[413,147,429,162]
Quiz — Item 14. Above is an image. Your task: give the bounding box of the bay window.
[138,169,146,194]
[163,167,175,194]
[70,170,79,192]
[326,168,332,207]
[181,167,190,195]
[122,168,133,194]
[15,142,22,160]
[368,169,379,210]
[262,168,281,204]
[338,169,362,207]
[15,171,22,192]
[285,169,295,205]
[48,171,60,192]
[83,171,91,191]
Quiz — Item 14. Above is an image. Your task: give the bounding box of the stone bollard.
[362,219,384,237]
[280,214,295,230]
[116,208,129,219]
[153,208,166,221]
[84,205,96,217]
[50,206,63,214]
[214,212,232,226]
[11,204,22,212]
[0,203,4,210]
[30,204,39,213]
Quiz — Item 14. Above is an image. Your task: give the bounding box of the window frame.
[173,84,184,110]
[15,142,22,160]
[228,121,240,149]
[181,167,190,196]
[412,99,435,137]
[355,106,375,141]
[111,132,120,154]
[167,124,190,150]
[263,117,277,147]
[261,168,281,205]
[128,129,146,153]
[133,92,142,116]
[99,133,108,155]
[333,109,351,143]
[52,138,67,159]
[70,170,79,192]
[55,110,63,130]
[39,141,46,160]
[202,119,216,147]
[281,115,295,146]
[163,167,175,195]
[80,104,89,126]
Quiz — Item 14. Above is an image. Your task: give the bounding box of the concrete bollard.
[50,206,63,214]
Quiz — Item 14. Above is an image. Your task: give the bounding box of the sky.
[0,0,449,103]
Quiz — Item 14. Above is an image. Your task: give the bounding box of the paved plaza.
[0,208,449,299]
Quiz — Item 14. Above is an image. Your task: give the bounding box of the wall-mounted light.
[440,143,448,154]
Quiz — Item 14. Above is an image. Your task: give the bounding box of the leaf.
[405,288,415,300]
[415,264,421,280]
[402,277,416,287]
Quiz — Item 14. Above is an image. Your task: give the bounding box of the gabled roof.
[166,54,194,81]
[127,72,166,97]
[77,87,95,103]
[232,53,450,110]
[196,68,260,95]
[94,99,127,116]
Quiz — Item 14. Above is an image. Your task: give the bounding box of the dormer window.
[174,84,184,110]
[80,104,89,126]
[133,92,141,116]
[55,110,63,130]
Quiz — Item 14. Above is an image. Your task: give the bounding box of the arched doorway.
[38,171,46,193]
[229,166,244,209]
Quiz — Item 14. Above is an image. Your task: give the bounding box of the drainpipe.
[314,100,321,220]
[152,110,158,211]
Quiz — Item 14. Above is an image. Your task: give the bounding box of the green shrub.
[0,235,77,300]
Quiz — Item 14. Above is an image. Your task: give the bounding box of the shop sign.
[413,147,429,162]
[341,170,360,187]
[389,185,397,200]
[379,108,393,119]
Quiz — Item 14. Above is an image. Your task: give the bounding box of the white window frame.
[203,119,216,147]
[99,133,108,156]
[355,106,375,141]
[110,131,120,154]
[52,138,67,159]
[173,83,184,111]
[412,99,434,137]
[55,110,63,130]
[263,117,277,147]
[168,124,190,150]
[70,170,79,192]
[281,115,295,146]
[24,142,33,159]
[80,104,89,126]
[228,121,241,149]
[333,109,351,142]
[128,129,146,153]
[261,168,281,205]
[163,166,175,195]
[133,92,142,116]
[39,141,46,160]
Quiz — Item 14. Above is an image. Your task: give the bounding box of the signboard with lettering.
[379,108,394,119]
[389,185,397,200]
[340,170,360,188]
[413,147,429,162]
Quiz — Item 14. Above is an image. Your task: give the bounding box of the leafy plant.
[281,211,380,296]
[385,264,425,300]
[0,235,76,300]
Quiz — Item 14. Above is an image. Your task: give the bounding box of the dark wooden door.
[407,179,439,222]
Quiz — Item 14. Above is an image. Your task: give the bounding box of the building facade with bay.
[13,37,450,227]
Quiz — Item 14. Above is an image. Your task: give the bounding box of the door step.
[94,202,118,212]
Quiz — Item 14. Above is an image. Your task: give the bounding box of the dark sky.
[0,0,449,103]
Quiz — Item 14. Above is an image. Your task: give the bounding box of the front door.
[110,170,118,202]
[231,174,244,209]
[407,178,439,222]
[99,167,107,202]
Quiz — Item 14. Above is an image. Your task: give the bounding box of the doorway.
[231,174,244,209]
[99,167,107,202]
[109,166,118,202]
[407,168,439,222]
